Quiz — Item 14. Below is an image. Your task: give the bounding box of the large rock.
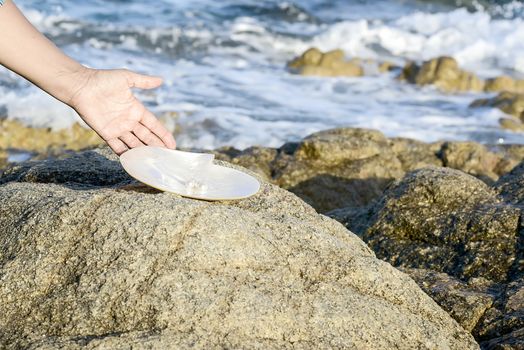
[0,149,478,349]
[339,164,524,348]
[362,167,520,283]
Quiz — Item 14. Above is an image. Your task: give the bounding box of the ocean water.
[1,0,524,149]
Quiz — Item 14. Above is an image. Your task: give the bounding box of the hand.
[68,68,176,155]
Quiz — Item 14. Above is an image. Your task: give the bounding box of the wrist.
[48,63,94,108]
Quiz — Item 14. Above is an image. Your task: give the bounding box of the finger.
[141,111,177,149]
[107,138,129,155]
[132,123,164,147]
[126,70,163,90]
[119,132,145,149]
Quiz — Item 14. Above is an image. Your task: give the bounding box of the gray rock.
[363,167,520,283]
[0,149,478,349]
[402,268,499,332]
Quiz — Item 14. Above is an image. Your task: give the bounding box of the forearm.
[0,0,87,105]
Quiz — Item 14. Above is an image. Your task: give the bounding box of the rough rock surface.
[0,149,478,350]
[362,167,520,283]
[330,163,524,348]
[496,160,524,206]
[401,268,499,332]
[440,141,505,183]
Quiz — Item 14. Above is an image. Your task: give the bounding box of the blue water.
[1,0,524,149]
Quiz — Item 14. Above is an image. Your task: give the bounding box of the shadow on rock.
[288,174,393,213]
[0,148,133,190]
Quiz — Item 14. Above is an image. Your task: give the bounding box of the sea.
[1,0,524,149]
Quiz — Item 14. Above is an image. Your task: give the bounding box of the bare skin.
[0,0,176,155]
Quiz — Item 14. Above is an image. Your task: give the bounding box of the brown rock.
[485,76,524,94]
[273,128,404,212]
[389,137,443,172]
[288,48,364,77]
[0,119,103,152]
[400,57,485,92]
[363,167,520,283]
[500,118,524,132]
[0,149,479,350]
[440,141,503,182]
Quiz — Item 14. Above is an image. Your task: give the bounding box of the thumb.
[125,70,163,89]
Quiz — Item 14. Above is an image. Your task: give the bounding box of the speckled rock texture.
[332,164,524,349]
[363,167,520,283]
[0,148,478,350]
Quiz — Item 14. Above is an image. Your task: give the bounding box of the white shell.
[120,146,260,201]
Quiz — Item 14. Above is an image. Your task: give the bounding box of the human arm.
[0,0,176,154]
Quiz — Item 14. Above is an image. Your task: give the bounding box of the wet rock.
[473,277,524,348]
[471,92,524,121]
[288,48,364,77]
[499,118,524,133]
[440,141,504,183]
[0,149,478,349]
[400,57,485,92]
[363,167,520,283]
[401,57,524,95]
[495,161,524,206]
[378,61,399,73]
[0,119,103,152]
[0,149,8,175]
[402,268,499,332]
[211,128,521,214]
